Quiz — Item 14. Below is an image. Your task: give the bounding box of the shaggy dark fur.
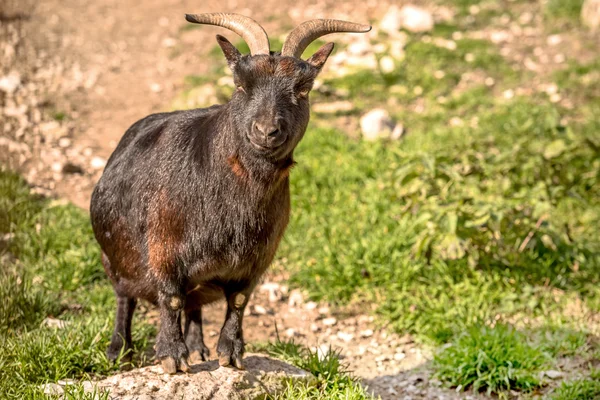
[90,35,334,373]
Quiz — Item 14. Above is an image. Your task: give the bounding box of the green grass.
[551,369,600,400]
[433,325,548,394]
[0,169,153,399]
[254,339,376,399]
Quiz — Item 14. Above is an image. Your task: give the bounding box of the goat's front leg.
[217,286,251,369]
[155,289,190,374]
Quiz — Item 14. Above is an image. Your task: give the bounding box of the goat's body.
[90,106,290,310]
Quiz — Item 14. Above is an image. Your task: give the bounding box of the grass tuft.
[433,324,548,395]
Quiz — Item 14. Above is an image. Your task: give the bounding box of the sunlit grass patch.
[433,325,548,395]
[551,369,600,400]
[254,339,377,400]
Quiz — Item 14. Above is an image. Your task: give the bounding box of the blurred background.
[1,0,599,398]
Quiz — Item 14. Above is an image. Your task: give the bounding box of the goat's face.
[218,36,334,160]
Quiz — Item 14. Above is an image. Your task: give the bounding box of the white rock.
[259,282,282,303]
[317,306,330,315]
[337,331,354,342]
[379,56,396,73]
[360,329,374,338]
[380,5,402,34]
[58,137,71,148]
[304,301,317,310]
[322,317,337,326]
[43,318,70,329]
[360,108,395,141]
[0,72,21,94]
[253,305,268,315]
[543,370,564,379]
[285,328,297,338]
[288,289,304,307]
[399,5,434,33]
[41,383,64,395]
[394,352,406,361]
[90,156,107,170]
[391,124,405,140]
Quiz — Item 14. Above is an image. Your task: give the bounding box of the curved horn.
[185,13,270,55]
[282,19,371,58]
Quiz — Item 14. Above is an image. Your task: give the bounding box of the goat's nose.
[254,121,280,137]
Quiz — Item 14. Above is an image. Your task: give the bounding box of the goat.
[90,13,370,374]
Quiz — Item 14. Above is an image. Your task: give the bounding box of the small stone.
[380,5,402,34]
[337,331,354,342]
[399,5,434,33]
[360,108,395,141]
[503,89,515,99]
[322,317,337,326]
[253,305,268,315]
[394,352,406,361]
[543,370,564,379]
[58,137,71,148]
[304,301,317,310]
[379,56,395,73]
[42,383,64,395]
[162,38,177,48]
[150,83,162,93]
[310,323,320,332]
[285,328,297,338]
[547,34,562,46]
[317,306,329,315]
[0,72,21,94]
[90,156,107,170]
[43,318,70,329]
[391,124,405,140]
[360,329,374,338]
[288,290,304,307]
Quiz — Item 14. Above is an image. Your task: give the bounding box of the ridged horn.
[282,19,371,58]
[185,13,270,55]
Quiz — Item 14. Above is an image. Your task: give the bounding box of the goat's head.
[185,13,370,160]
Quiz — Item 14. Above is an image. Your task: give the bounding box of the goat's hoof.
[189,348,209,364]
[218,354,244,369]
[161,356,191,374]
[161,357,177,374]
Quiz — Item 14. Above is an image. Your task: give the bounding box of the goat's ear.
[306,42,335,70]
[216,34,242,69]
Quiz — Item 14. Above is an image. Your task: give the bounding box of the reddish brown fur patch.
[276,58,299,77]
[227,154,249,180]
[278,159,297,180]
[254,56,275,75]
[147,190,185,278]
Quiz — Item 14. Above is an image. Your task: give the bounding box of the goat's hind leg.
[184,308,210,364]
[107,294,137,362]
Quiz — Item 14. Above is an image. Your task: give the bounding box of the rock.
[582,0,600,31]
[380,6,402,35]
[259,282,283,303]
[0,72,21,94]
[400,5,434,33]
[253,304,268,315]
[58,137,72,148]
[41,383,64,396]
[360,329,374,338]
[83,355,313,399]
[287,289,304,307]
[360,108,397,141]
[90,156,107,170]
[337,331,354,343]
[43,318,70,329]
[379,56,396,73]
[322,317,337,327]
[304,301,317,311]
[543,370,564,379]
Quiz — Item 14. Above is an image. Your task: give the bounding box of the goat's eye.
[297,89,309,99]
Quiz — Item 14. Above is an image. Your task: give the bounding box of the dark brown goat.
[90,13,370,374]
